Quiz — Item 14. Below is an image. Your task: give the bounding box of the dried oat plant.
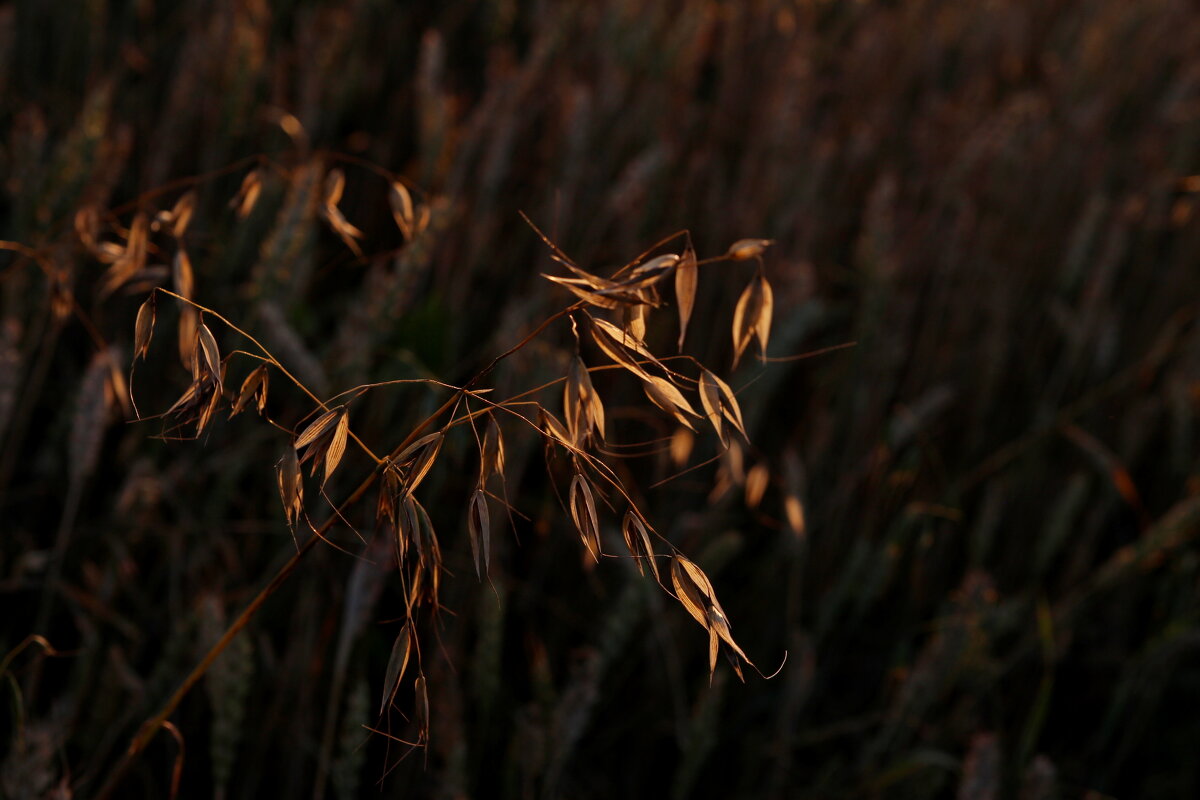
[82,157,788,795]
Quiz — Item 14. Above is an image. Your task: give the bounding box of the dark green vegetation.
[3,1,1200,798]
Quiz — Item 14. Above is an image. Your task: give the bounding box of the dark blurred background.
[2,1,1200,797]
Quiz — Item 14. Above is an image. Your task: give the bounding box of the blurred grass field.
[2,1,1200,797]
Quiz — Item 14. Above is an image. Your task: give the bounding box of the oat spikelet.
[569,472,602,562]
[641,375,699,430]
[320,168,364,256]
[698,369,747,446]
[174,250,198,370]
[196,320,222,391]
[588,315,669,382]
[231,168,264,218]
[155,190,197,238]
[480,414,505,484]
[670,427,694,467]
[170,190,197,238]
[468,488,490,578]
[389,181,416,241]
[675,244,698,351]
[564,356,604,447]
[276,447,304,531]
[230,365,269,417]
[133,294,156,362]
[395,431,443,493]
[731,272,773,366]
[294,406,350,483]
[99,212,149,297]
[670,555,753,681]
[621,511,659,582]
[380,622,412,715]
[726,238,773,260]
[745,463,769,508]
[323,409,350,486]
